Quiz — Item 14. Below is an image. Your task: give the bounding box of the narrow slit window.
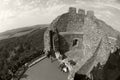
[72,39,78,46]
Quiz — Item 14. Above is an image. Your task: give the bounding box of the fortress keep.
[44,7,117,80]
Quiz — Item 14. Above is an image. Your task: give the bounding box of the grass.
[0,25,48,80]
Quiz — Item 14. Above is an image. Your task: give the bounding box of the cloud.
[0,0,70,32]
[0,0,120,32]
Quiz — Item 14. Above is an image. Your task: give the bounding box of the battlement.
[86,10,94,18]
[78,9,85,16]
[68,7,95,18]
[69,7,77,14]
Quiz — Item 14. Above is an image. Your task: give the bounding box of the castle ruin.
[44,7,96,57]
[44,7,116,80]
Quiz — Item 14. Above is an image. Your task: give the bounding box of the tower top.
[69,7,76,14]
[86,10,94,18]
[78,9,85,16]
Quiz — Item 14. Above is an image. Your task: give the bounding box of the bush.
[0,28,47,80]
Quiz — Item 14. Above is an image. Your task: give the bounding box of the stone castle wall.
[44,7,96,54]
[50,7,95,32]
[43,7,119,80]
[60,33,83,50]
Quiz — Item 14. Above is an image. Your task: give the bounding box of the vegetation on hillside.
[0,27,47,80]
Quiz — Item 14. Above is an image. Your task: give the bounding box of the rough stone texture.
[44,27,51,54]
[66,14,84,32]
[60,33,83,50]
[52,28,59,52]
[108,38,117,53]
[44,7,120,80]
[87,10,94,18]
[77,38,102,76]
[69,7,76,15]
[83,16,111,65]
[50,9,84,32]
[78,9,85,16]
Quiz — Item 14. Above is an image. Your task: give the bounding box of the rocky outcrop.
[44,7,120,80]
[50,7,85,32]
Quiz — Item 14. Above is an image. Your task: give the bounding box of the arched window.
[72,39,79,47]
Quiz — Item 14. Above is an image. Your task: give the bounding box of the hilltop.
[0,7,120,80]
[0,24,49,40]
[45,7,120,80]
[0,24,48,80]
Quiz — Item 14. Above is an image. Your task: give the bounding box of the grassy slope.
[0,24,49,40]
[0,24,48,80]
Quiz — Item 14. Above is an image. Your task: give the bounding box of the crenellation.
[43,7,118,80]
[86,10,94,18]
[69,7,77,14]
[78,9,85,16]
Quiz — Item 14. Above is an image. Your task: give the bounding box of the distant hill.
[0,7,120,80]
[0,24,49,40]
[0,24,49,80]
[49,7,120,80]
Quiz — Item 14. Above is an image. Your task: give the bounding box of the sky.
[0,0,120,32]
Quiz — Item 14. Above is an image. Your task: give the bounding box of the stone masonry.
[44,7,118,80]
